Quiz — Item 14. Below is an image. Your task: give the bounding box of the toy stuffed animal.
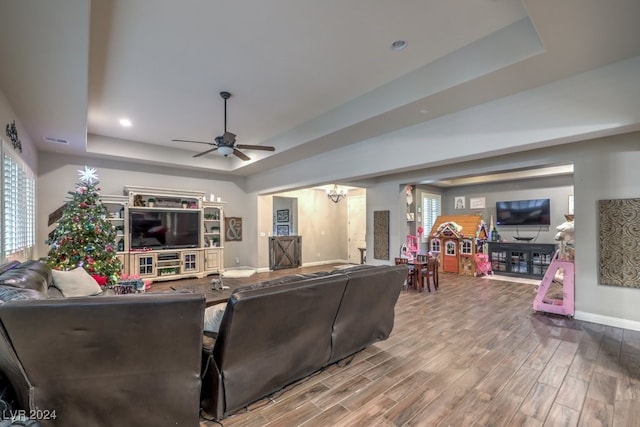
[554,219,575,260]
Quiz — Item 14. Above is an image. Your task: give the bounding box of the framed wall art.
[454,196,465,210]
[469,197,486,209]
[373,210,389,260]
[598,198,640,288]
[276,224,289,236]
[276,209,289,223]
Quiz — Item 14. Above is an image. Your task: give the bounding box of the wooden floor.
[191,266,640,427]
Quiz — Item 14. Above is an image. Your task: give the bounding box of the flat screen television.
[496,199,551,226]
[129,209,201,249]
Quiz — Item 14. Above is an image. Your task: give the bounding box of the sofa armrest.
[0,260,52,294]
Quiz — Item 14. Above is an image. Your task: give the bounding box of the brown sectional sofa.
[200,264,406,420]
[0,261,405,425]
[0,260,205,427]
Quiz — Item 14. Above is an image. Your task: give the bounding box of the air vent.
[43,136,69,144]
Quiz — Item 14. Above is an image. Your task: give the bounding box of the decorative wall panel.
[599,198,640,288]
[373,210,389,260]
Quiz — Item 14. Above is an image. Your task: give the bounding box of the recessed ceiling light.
[391,40,407,51]
[119,118,132,127]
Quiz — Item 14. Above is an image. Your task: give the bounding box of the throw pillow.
[203,303,227,334]
[51,268,103,297]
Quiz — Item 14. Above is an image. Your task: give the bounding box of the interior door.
[443,239,459,273]
[348,195,366,264]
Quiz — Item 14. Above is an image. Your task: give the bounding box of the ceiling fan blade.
[235,144,276,152]
[193,147,219,158]
[222,132,236,144]
[173,139,214,146]
[233,149,251,161]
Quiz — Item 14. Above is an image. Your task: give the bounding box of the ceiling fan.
[172,91,275,161]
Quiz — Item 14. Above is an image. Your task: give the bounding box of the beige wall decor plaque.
[599,198,640,288]
[225,217,243,242]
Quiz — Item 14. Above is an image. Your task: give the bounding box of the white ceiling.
[1,0,640,190]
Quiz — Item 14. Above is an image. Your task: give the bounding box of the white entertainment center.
[100,186,225,282]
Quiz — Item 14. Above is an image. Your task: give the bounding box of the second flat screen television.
[496,199,551,226]
[129,209,200,249]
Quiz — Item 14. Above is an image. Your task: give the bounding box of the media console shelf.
[117,186,226,282]
[488,242,556,279]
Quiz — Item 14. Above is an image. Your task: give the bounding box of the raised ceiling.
[1,0,640,191]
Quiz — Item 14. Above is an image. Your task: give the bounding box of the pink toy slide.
[533,251,575,317]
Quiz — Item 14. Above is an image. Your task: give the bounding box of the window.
[461,239,472,255]
[422,193,441,241]
[2,140,35,261]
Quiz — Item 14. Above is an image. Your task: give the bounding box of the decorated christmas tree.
[46,167,122,285]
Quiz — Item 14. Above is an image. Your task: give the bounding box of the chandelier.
[327,184,347,203]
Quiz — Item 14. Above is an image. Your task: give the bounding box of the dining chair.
[426,256,439,290]
[415,254,430,292]
[416,254,439,292]
[394,257,414,290]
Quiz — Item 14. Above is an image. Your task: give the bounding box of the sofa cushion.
[21,260,54,288]
[210,273,349,418]
[0,264,50,294]
[51,268,103,297]
[46,286,64,298]
[0,285,45,302]
[203,303,227,334]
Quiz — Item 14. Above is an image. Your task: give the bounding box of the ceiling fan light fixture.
[218,145,234,157]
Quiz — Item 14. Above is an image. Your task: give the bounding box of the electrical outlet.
[235,257,240,264]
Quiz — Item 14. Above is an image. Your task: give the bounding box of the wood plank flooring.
[189,266,640,427]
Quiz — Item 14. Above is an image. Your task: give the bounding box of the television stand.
[101,185,229,282]
[488,242,556,279]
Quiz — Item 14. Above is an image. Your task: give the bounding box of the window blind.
[422,193,441,241]
[2,140,35,261]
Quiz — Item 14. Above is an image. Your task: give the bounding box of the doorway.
[443,239,459,273]
[348,195,366,264]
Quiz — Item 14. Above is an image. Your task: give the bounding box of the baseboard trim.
[301,259,349,268]
[255,260,348,274]
[575,311,640,332]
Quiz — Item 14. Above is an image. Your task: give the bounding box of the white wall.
[365,182,407,265]
[364,132,640,331]
[37,153,252,267]
[0,90,37,172]
[259,189,349,268]
[38,153,351,270]
[572,132,640,330]
[35,128,640,331]
[441,176,574,244]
